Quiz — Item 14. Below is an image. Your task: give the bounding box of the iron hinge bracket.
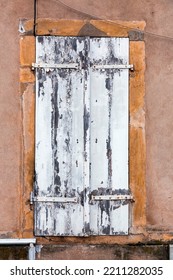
[30,192,77,204]
[92,64,134,70]
[31,62,79,70]
[32,63,133,71]
[91,194,134,201]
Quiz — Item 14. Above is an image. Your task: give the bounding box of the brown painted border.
[21,19,145,38]
[20,19,147,244]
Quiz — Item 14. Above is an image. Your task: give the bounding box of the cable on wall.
[52,0,173,42]
[34,0,37,36]
[33,0,173,42]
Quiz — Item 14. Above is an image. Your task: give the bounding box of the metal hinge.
[32,63,133,71]
[91,194,133,201]
[32,63,79,70]
[92,64,134,70]
[30,192,77,204]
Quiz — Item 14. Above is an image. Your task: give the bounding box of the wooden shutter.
[89,38,129,235]
[35,37,89,235]
[34,36,130,236]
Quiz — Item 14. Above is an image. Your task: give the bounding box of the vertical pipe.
[28,243,36,260]
[169,245,173,260]
[34,0,37,36]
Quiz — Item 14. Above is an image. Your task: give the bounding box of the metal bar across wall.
[0,239,36,245]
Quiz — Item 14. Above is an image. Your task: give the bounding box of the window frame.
[20,19,146,241]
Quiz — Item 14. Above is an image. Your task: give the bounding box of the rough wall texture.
[0,244,169,260]
[36,244,169,260]
[1,0,173,249]
[0,0,33,236]
[0,246,28,260]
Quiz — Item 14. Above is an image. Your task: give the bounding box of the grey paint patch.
[128,30,144,41]
[105,77,111,91]
[78,23,106,37]
[84,105,90,158]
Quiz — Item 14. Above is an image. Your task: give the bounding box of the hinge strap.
[32,63,133,70]
[30,193,133,203]
[91,194,133,201]
[32,63,79,70]
[92,64,133,70]
[30,192,77,203]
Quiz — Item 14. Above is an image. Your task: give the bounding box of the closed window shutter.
[35,37,89,236]
[89,38,129,235]
[34,36,130,236]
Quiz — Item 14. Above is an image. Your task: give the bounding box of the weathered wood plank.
[35,72,54,196]
[35,37,87,235]
[89,67,109,234]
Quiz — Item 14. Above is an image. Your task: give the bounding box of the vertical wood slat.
[35,69,55,234]
[35,36,130,236]
[89,68,109,234]
[83,38,90,235]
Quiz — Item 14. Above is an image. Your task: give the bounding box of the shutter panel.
[89,38,129,235]
[35,37,89,235]
[34,36,130,236]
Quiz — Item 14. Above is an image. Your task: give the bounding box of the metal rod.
[169,245,173,260]
[28,243,36,260]
[0,239,36,245]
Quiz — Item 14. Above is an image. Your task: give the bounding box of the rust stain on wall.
[20,68,35,83]
[22,84,35,237]
[29,19,86,36]
[20,36,35,238]
[130,42,145,114]
[20,36,35,66]
[130,128,146,231]
[129,41,146,233]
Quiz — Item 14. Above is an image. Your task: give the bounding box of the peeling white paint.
[35,36,130,236]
